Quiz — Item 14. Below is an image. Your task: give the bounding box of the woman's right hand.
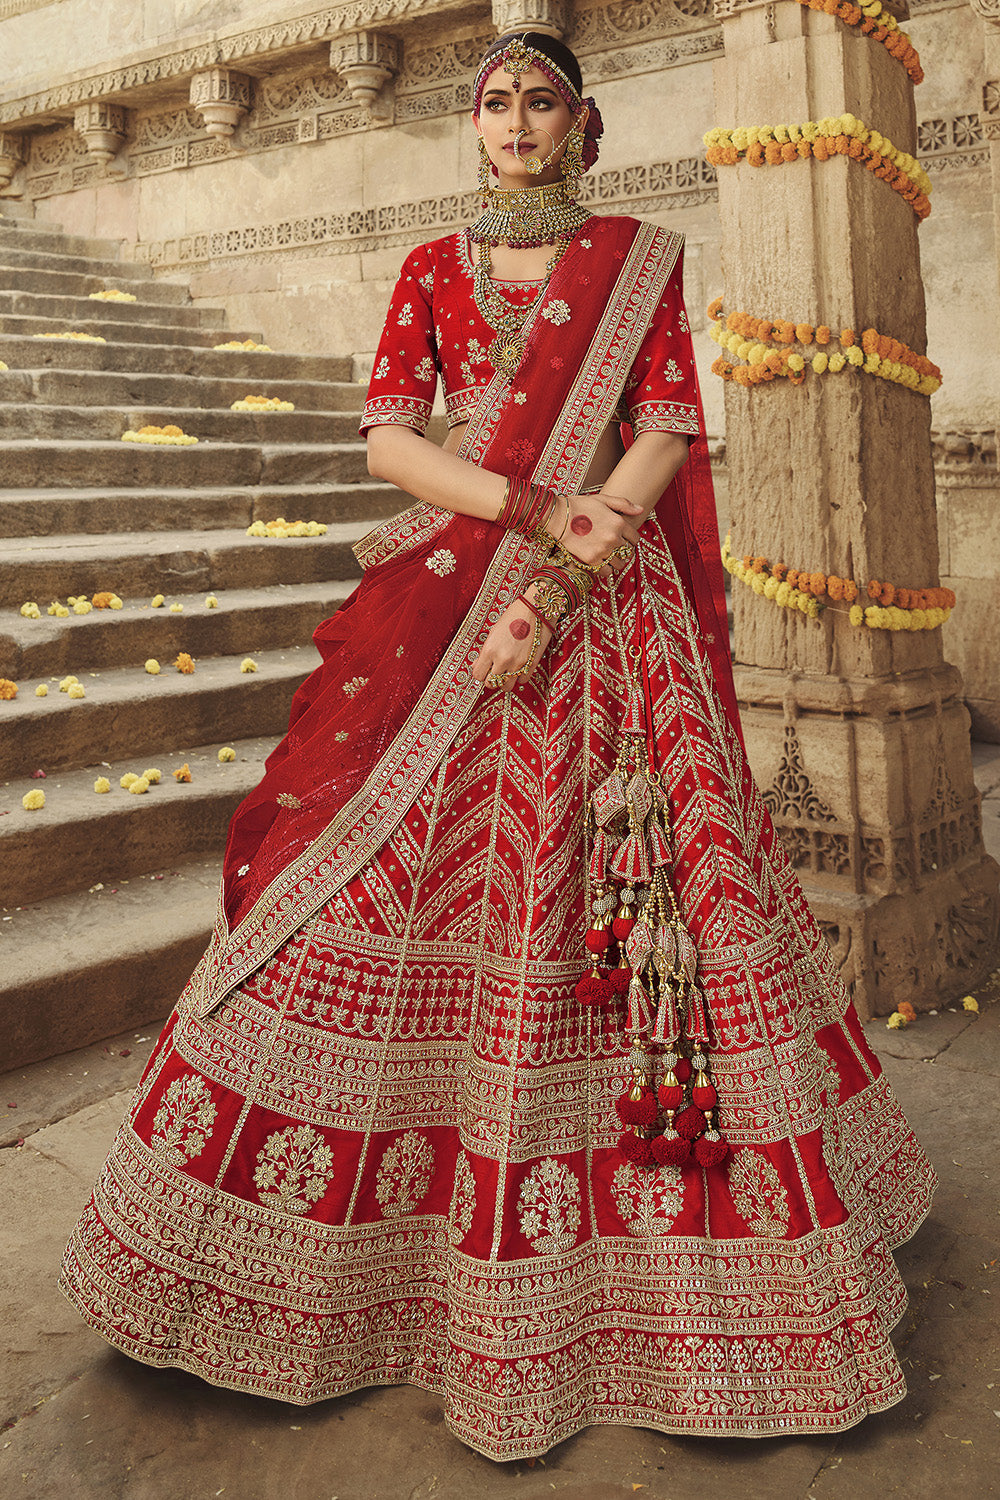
[545,492,644,569]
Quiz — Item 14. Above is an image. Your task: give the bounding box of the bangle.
[517,590,560,630]
[556,495,571,541]
[496,476,558,534]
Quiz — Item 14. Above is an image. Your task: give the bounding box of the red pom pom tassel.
[691,1081,717,1110]
[674,1057,692,1084]
[657,1082,683,1111]
[609,966,632,996]
[674,1103,706,1141]
[612,915,635,940]
[693,1133,730,1167]
[618,1132,656,1168]
[651,1131,691,1166]
[585,926,612,955]
[616,1089,658,1128]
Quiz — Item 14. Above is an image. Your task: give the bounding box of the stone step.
[0,221,124,259]
[0,309,259,346]
[0,577,358,680]
[0,333,353,381]
[0,479,396,538]
[0,438,370,488]
[1,518,368,602]
[0,645,314,785]
[0,287,214,327]
[3,364,367,412]
[0,851,225,1070]
[0,400,365,444]
[0,243,164,282]
[0,264,193,305]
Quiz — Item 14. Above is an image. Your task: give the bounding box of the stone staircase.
[0,214,400,1069]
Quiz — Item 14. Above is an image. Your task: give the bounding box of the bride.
[61,29,936,1461]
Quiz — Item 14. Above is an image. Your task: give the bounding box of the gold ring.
[610,543,634,562]
[485,672,509,689]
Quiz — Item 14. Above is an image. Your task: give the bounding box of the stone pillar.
[0,130,27,193]
[491,0,571,36]
[73,102,127,165]
[711,0,999,1015]
[973,0,1000,305]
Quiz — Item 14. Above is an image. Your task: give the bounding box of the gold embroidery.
[449,1151,476,1246]
[149,1074,216,1167]
[517,1157,581,1254]
[374,1130,435,1218]
[728,1150,791,1239]
[253,1124,334,1216]
[611,1162,684,1237]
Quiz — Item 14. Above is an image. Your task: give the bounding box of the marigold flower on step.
[59,675,79,692]
[94,777,111,794]
[897,1001,917,1022]
[72,600,92,614]
[144,659,161,675]
[169,602,184,613]
[151,594,165,608]
[172,763,192,783]
[143,768,162,784]
[961,995,979,1013]
[22,789,45,811]
[67,683,85,698]
[205,595,219,608]
[0,679,18,700]
[218,746,237,762]
[886,1011,908,1029]
[0,360,8,372]
[174,653,195,674]
[88,288,137,302]
[120,772,138,789]
[240,658,258,673]
[20,602,41,619]
[35,684,48,697]
[128,776,150,795]
[213,339,272,352]
[92,592,115,609]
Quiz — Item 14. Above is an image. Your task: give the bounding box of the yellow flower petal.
[94,776,111,794]
[961,995,979,1013]
[22,789,45,810]
[218,746,237,762]
[144,659,161,675]
[67,683,86,698]
[240,658,258,673]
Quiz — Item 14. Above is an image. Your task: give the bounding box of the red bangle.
[515,593,549,626]
[496,476,559,534]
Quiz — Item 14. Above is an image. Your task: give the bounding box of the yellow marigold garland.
[231,395,295,411]
[792,0,922,83]
[246,517,328,538]
[32,331,107,343]
[88,289,137,302]
[704,115,931,220]
[722,536,954,631]
[707,300,941,396]
[122,424,199,446]
[214,339,273,352]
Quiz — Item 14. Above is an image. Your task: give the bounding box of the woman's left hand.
[472,597,552,691]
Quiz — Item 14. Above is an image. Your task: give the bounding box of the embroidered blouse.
[360,224,700,441]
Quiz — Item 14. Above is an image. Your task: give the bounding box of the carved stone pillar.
[189,69,251,139]
[491,0,571,36]
[73,102,127,165]
[0,131,27,192]
[973,0,1000,302]
[712,0,999,1015]
[329,31,400,111]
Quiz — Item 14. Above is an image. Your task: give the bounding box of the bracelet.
[556,494,571,541]
[513,614,543,678]
[551,539,603,576]
[495,476,559,534]
[517,590,561,630]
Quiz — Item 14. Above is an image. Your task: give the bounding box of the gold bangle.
[556,495,571,541]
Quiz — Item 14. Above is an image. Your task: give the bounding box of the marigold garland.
[0,678,18,700]
[88,289,137,303]
[246,517,328,538]
[214,339,273,352]
[122,424,198,446]
[32,330,107,343]
[792,0,922,84]
[707,300,941,396]
[704,115,931,220]
[231,395,295,411]
[722,536,954,631]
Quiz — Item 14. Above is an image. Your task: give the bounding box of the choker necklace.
[468,179,589,250]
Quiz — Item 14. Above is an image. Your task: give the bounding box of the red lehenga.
[61,214,936,1460]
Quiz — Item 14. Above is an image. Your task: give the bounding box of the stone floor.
[2,742,999,1500]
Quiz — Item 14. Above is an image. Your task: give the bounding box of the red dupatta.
[194,215,736,1017]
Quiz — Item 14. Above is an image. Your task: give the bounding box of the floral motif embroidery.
[467,338,486,362]
[417,270,433,292]
[238,863,250,876]
[342,676,368,696]
[276,792,302,810]
[426,549,457,577]
[334,730,348,741]
[449,1151,476,1246]
[728,1150,791,1239]
[375,1130,434,1217]
[580,238,592,248]
[678,309,689,332]
[518,1157,581,1254]
[505,438,537,465]
[663,359,683,383]
[414,356,435,383]
[512,392,527,405]
[397,302,414,327]
[253,1124,334,1216]
[374,355,390,379]
[149,1075,217,1167]
[611,1162,684,1237]
[541,299,571,326]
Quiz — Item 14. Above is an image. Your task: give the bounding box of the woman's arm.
[597,429,691,526]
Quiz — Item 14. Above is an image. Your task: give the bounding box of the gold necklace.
[472,240,566,378]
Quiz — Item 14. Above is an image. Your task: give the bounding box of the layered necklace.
[469,179,588,378]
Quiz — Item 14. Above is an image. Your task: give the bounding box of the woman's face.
[473,62,586,189]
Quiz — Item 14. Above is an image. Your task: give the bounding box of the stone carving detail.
[936,890,998,972]
[0,131,27,191]
[763,725,836,825]
[329,31,400,108]
[0,0,62,14]
[932,428,999,487]
[73,101,127,165]
[492,0,571,35]
[918,111,989,165]
[189,69,251,139]
[969,0,1000,21]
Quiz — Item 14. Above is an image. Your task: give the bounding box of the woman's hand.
[472,597,553,691]
[545,491,644,569]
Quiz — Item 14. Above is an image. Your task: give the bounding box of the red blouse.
[360,222,700,441]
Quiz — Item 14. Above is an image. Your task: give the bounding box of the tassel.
[589,828,608,884]
[694,1130,729,1167]
[685,985,708,1043]
[575,965,611,1006]
[608,965,632,996]
[648,818,673,868]
[618,1131,656,1168]
[611,900,635,941]
[593,772,627,826]
[674,1103,706,1141]
[655,923,678,971]
[650,981,681,1046]
[626,771,653,823]
[620,685,646,737]
[585,922,612,956]
[674,1056,692,1084]
[676,926,698,984]
[691,1076,718,1111]
[657,1071,684,1112]
[610,830,651,884]
[624,917,654,971]
[651,1130,690,1166]
[616,1085,658,1128]
[626,978,652,1036]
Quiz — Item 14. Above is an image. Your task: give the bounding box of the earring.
[478,136,492,192]
[561,126,584,192]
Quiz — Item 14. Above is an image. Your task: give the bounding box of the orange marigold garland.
[708,300,941,396]
[722,537,954,631]
[793,0,922,84]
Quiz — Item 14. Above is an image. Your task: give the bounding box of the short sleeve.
[359,244,438,437]
[623,251,700,440]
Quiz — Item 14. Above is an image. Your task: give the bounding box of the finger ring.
[611,543,633,562]
[485,672,509,689]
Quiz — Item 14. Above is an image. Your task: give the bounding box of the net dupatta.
[192,216,720,1017]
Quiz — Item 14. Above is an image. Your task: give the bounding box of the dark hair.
[478,31,583,98]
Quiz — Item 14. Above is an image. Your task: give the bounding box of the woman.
[61,31,936,1460]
